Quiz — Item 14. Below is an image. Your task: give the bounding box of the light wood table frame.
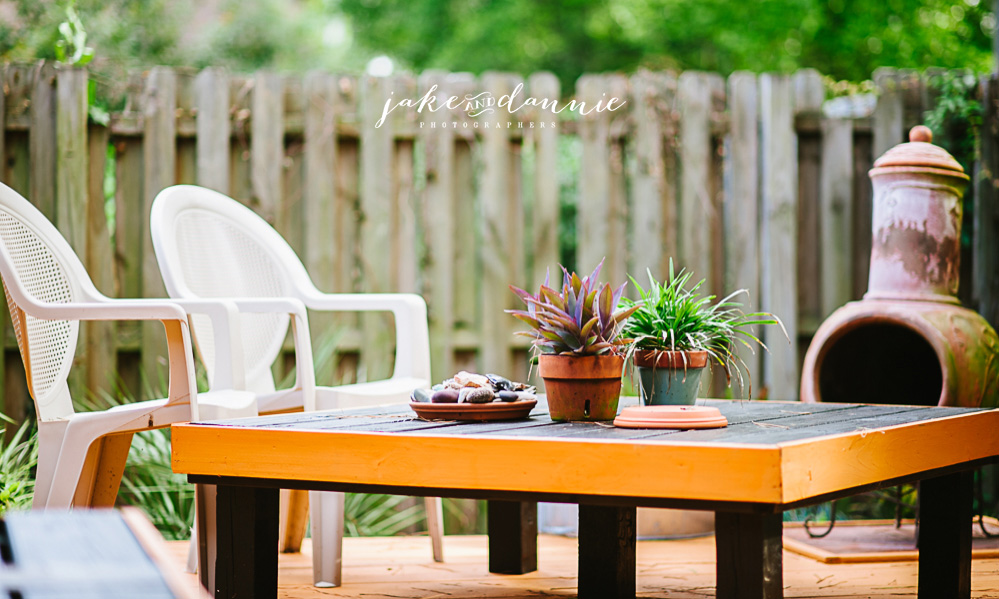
[171,399,999,599]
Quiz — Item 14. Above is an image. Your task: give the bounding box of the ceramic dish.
[410,399,537,421]
[612,405,728,429]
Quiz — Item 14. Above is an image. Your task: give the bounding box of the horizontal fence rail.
[1,62,997,425]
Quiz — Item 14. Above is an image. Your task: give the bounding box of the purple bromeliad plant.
[506,259,640,357]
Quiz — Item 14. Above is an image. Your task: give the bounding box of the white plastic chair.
[150,184,442,587]
[0,182,263,511]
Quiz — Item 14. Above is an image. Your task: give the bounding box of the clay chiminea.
[801,126,999,408]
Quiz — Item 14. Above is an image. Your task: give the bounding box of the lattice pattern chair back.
[0,183,96,421]
[153,187,305,392]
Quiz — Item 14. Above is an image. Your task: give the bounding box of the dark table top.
[173,398,999,509]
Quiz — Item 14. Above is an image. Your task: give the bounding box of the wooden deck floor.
[166,534,999,598]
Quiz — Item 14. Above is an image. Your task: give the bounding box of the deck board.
[164,534,999,598]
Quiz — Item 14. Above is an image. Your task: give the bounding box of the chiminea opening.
[818,322,942,406]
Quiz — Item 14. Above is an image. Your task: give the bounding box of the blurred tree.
[0,0,992,84]
[338,0,995,85]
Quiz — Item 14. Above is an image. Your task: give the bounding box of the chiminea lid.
[872,125,968,178]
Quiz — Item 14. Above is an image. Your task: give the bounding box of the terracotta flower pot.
[538,354,624,421]
[634,350,708,406]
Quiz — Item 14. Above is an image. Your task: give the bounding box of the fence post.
[30,62,57,222]
[724,71,761,397]
[392,74,418,295]
[85,123,115,401]
[141,66,177,395]
[819,117,854,319]
[196,67,231,195]
[479,72,520,378]
[360,74,396,381]
[419,71,456,383]
[975,74,999,329]
[56,68,88,266]
[528,72,560,285]
[302,71,339,365]
[759,73,799,400]
[251,72,284,225]
[678,72,716,295]
[628,70,673,282]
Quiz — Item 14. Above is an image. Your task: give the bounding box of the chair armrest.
[226,297,317,412]
[299,292,430,381]
[14,297,189,323]
[169,298,246,391]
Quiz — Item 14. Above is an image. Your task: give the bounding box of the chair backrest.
[0,183,103,421]
[151,185,315,393]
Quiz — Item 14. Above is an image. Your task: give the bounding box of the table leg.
[214,484,280,599]
[715,511,783,599]
[486,500,537,574]
[918,471,972,599]
[578,504,636,599]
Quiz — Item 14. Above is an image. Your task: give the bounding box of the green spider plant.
[618,260,787,396]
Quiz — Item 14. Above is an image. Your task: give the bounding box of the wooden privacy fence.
[1,62,997,423]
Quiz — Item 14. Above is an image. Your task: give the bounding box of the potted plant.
[619,261,785,405]
[508,260,640,421]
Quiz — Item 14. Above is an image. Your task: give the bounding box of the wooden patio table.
[171,397,999,599]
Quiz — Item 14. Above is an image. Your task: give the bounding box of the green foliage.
[619,261,785,394]
[0,414,38,515]
[924,70,983,248]
[118,428,194,540]
[54,1,94,66]
[508,259,639,356]
[343,493,426,537]
[339,0,995,88]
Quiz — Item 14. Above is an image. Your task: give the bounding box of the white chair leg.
[309,490,344,588]
[186,517,198,573]
[425,496,444,562]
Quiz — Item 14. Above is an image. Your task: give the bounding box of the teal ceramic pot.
[634,351,708,406]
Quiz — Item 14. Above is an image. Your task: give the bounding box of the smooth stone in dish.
[465,387,495,403]
[497,390,520,402]
[431,389,460,403]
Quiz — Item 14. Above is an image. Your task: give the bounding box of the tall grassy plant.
[619,262,786,396]
[0,414,37,514]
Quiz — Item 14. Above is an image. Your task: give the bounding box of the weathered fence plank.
[55,67,89,396]
[678,72,716,294]
[724,71,760,397]
[360,74,396,381]
[793,69,825,337]
[528,72,559,285]
[85,124,115,400]
[29,62,56,220]
[392,75,418,294]
[302,71,338,357]
[873,68,905,158]
[479,72,519,377]
[195,67,231,194]
[419,71,456,382]
[577,74,612,278]
[759,73,799,400]
[251,72,284,225]
[141,67,177,393]
[975,74,999,329]
[629,71,672,281]
[819,118,854,318]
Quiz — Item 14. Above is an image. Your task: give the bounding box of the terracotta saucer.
[410,399,537,421]
[613,405,728,429]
